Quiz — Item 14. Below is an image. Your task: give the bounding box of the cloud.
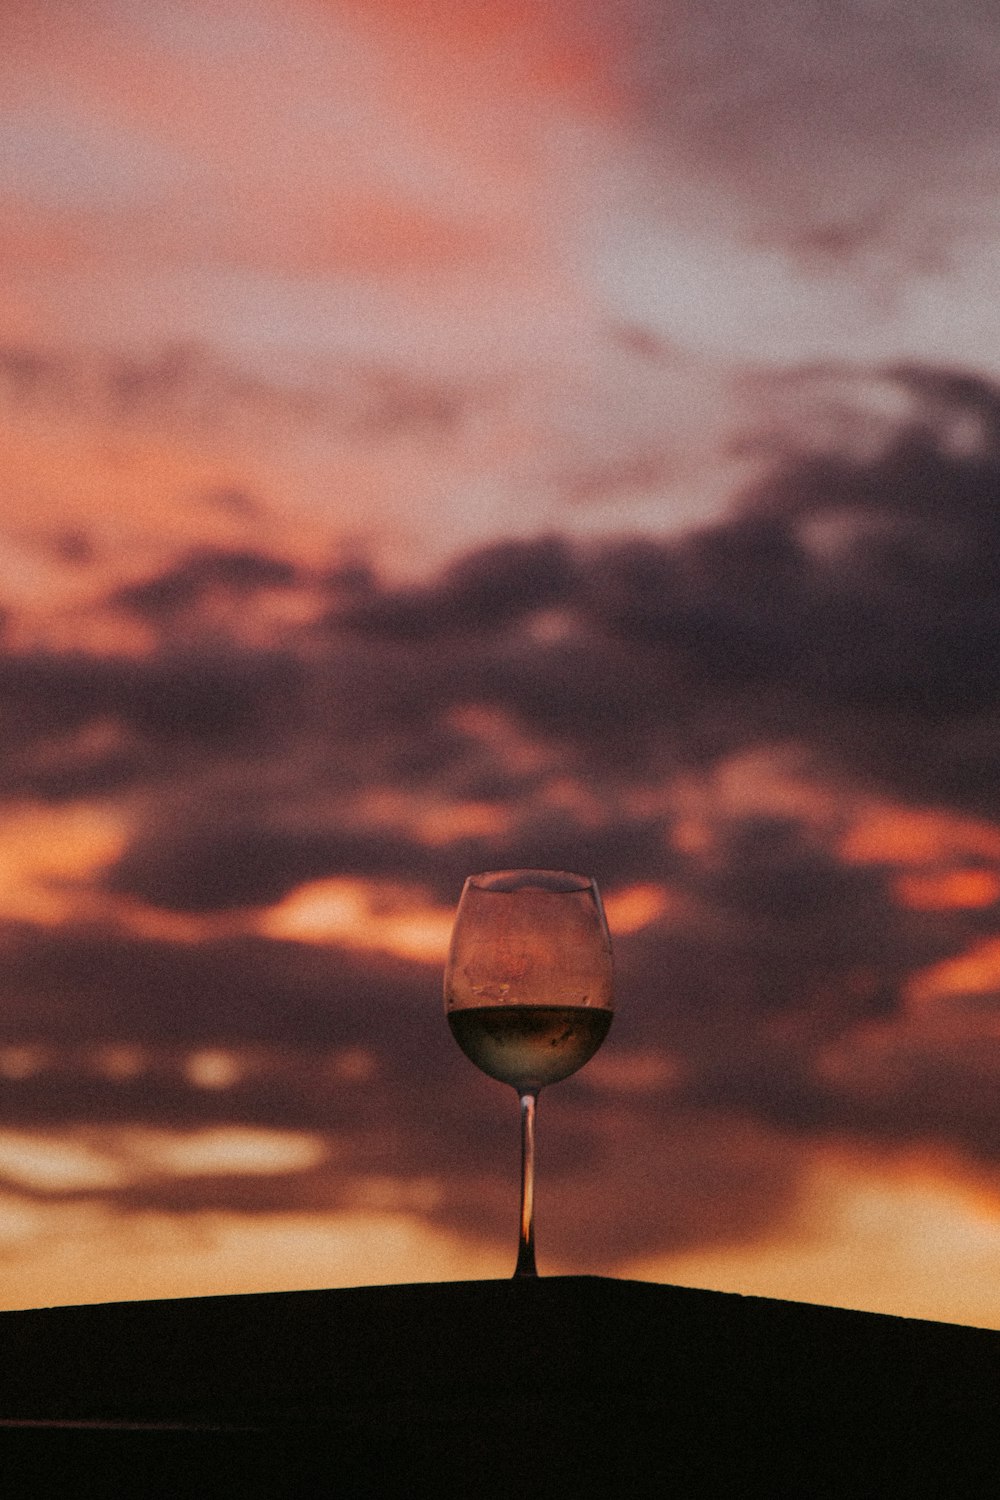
[335,536,576,639]
[104,807,677,913]
[3,355,998,816]
[0,340,475,442]
[609,0,1000,264]
[111,546,304,623]
[8,0,1000,1284]
[3,357,1000,1264]
[0,921,435,1054]
[0,911,808,1262]
[0,645,307,803]
[7,359,1000,888]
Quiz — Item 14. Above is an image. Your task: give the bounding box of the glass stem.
[514,1089,538,1278]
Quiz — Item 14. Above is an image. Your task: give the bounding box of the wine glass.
[444,869,614,1278]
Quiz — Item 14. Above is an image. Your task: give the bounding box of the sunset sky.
[4,0,1000,1326]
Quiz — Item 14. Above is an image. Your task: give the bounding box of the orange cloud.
[0,803,126,926]
[602,881,675,934]
[907,937,1000,1008]
[259,873,676,964]
[260,876,454,962]
[842,806,1000,866]
[896,868,1000,912]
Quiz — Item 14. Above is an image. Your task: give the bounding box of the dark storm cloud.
[0,648,304,746]
[335,536,576,640]
[316,364,1000,808]
[604,813,992,1126]
[7,357,1000,873]
[813,1021,1000,1162]
[0,645,306,800]
[105,808,676,912]
[0,922,432,1051]
[112,547,303,623]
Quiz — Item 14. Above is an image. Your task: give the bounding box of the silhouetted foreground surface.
[2,1276,999,1495]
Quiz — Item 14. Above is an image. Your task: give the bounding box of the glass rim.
[464,869,596,894]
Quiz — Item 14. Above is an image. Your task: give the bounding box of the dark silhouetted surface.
[2,1276,999,1495]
